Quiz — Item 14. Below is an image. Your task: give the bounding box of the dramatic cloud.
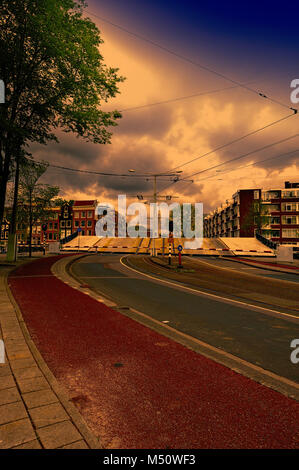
[30,2,299,213]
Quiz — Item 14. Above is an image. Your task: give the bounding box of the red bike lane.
[8,256,299,449]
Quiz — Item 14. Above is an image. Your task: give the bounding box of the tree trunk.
[6,155,20,262]
[10,154,20,235]
[29,190,32,258]
[0,150,11,231]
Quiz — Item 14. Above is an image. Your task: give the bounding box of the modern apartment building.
[204,182,299,244]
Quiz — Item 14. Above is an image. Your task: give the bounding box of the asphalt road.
[72,254,299,384]
[9,255,299,448]
[191,256,299,283]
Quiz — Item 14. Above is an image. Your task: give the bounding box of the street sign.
[177,244,183,252]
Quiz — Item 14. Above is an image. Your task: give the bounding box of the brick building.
[1,200,98,248]
[72,200,97,237]
[204,182,299,245]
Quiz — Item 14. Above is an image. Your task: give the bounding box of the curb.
[223,256,299,275]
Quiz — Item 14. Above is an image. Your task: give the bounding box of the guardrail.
[60,231,78,245]
[256,232,277,250]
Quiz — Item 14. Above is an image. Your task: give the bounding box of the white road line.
[120,257,299,321]
[128,306,299,393]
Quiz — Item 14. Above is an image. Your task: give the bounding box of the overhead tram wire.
[157,136,299,195]
[162,113,297,175]
[32,159,178,182]
[85,9,299,183]
[182,133,299,180]
[191,148,299,184]
[86,9,298,114]
[119,82,260,112]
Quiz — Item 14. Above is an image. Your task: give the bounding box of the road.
[8,255,299,449]
[71,254,299,384]
[191,256,299,283]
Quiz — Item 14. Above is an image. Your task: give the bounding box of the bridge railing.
[255,232,277,250]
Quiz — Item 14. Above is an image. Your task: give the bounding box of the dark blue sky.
[90,0,298,84]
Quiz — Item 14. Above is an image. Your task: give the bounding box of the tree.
[242,201,269,236]
[17,159,59,257]
[54,198,74,208]
[0,0,124,229]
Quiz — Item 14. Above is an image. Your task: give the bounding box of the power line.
[158,137,299,195]
[192,149,299,183]
[120,83,253,112]
[34,159,177,181]
[86,9,297,113]
[164,113,296,174]
[182,133,299,179]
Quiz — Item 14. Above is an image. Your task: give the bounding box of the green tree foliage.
[242,201,269,235]
[0,0,124,224]
[17,159,60,256]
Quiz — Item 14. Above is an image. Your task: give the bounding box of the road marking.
[127,306,299,395]
[192,257,299,283]
[120,257,299,321]
[80,276,128,279]
[9,274,54,278]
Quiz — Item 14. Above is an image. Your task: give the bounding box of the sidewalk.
[0,257,99,449]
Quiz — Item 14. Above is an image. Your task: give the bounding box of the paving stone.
[10,357,36,371]
[29,403,69,428]
[12,439,42,449]
[17,376,49,394]
[37,420,82,449]
[13,366,43,381]
[0,387,20,406]
[22,389,58,409]
[0,418,36,449]
[62,440,89,449]
[7,350,32,361]
[0,365,11,377]
[0,375,15,391]
[0,401,27,426]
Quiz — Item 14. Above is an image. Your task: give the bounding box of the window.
[74,211,79,218]
[54,223,58,230]
[88,230,92,236]
[81,211,86,218]
[54,233,57,240]
[49,222,53,229]
[282,229,298,238]
[81,220,85,227]
[66,220,71,228]
[87,211,93,218]
[49,233,52,240]
[282,215,298,225]
[87,220,92,227]
[60,221,65,228]
[74,220,79,227]
[254,190,259,199]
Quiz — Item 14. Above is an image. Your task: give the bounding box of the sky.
[34,0,299,212]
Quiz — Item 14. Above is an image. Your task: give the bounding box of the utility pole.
[129,169,193,257]
[153,175,157,256]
